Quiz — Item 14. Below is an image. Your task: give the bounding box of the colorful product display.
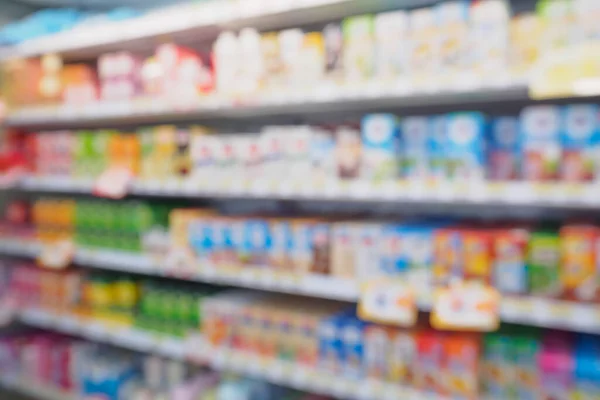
[4,0,597,109]
[22,104,600,185]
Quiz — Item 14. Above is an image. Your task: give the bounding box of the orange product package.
[560,224,600,302]
[463,228,494,284]
[442,333,480,398]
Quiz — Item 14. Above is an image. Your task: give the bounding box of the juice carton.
[341,315,370,379]
[233,135,261,183]
[318,311,347,373]
[560,224,600,302]
[510,13,546,80]
[354,223,383,279]
[398,223,437,288]
[285,126,313,180]
[514,328,542,399]
[260,126,287,181]
[493,228,530,295]
[331,222,358,279]
[520,105,562,181]
[213,31,240,97]
[323,23,344,84]
[528,231,562,297]
[336,126,362,179]
[374,11,409,81]
[261,32,283,91]
[342,15,375,83]
[561,104,600,182]
[414,330,444,395]
[290,219,314,275]
[463,228,494,284]
[189,126,215,185]
[268,219,293,274]
[442,333,480,398]
[488,117,520,180]
[401,116,429,179]
[300,32,325,86]
[310,127,336,183]
[238,28,263,95]
[573,334,600,399]
[242,219,271,267]
[408,8,438,84]
[213,135,236,183]
[574,0,600,40]
[361,114,401,181]
[389,329,417,385]
[365,325,392,380]
[436,1,470,80]
[433,228,463,285]
[380,224,405,277]
[538,332,575,400]
[482,332,515,399]
[188,216,216,264]
[445,112,487,180]
[278,29,304,90]
[172,129,192,179]
[537,0,577,52]
[470,0,511,81]
[427,115,448,180]
[310,222,331,275]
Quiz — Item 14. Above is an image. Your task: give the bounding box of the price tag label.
[37,239,74,270]
[359,278,417,327]
[431,282,500,331]
[93,166,133,199]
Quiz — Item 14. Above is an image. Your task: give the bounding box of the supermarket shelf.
[4,85,527,129]
[17,175,600,210]
[0,0,429,62]
[17,308,425,400]
[0,376,75,400]
[3,239,600,333]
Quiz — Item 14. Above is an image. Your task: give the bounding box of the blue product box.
[361,114,401,180]
[318,311,349,373]
[188,218,214,263]
[397,223,437,287]
[82,363,138,400]
[489,117,520,180]
[574,335,600,398]
[341,315,370,379]
[269,219,293,271]
[427,115,447,179]
[380,224,404,276]
[242,219,272,266]
[561,104,600,181]
[445,111,488,180]
[401,116,429,179]
[519,105,562,181]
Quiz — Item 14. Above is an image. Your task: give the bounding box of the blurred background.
[0,0,599,399]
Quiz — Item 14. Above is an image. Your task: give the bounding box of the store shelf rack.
[0,0,446,62]
[4,85,526,129]
[17,307,423,400]
[0,376,75,400]
[2,238,600,334]
[16,175,600,210]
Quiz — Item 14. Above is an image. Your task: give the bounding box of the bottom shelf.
[17,308,426,400]
[0,377,75,400]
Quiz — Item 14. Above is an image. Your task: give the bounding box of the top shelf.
[0,0,437,62]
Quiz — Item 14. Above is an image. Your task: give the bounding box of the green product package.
[528,231,561,297]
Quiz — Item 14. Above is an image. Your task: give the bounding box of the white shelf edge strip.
[4,85,525,127]
[0,376,76,400]
[0,0,364,61]
[15,176,600,209]
[2,239,600,333]
[17,308,429,400]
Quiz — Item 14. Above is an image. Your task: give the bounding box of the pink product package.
[538,332,575,400]
[98,52,143,101]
